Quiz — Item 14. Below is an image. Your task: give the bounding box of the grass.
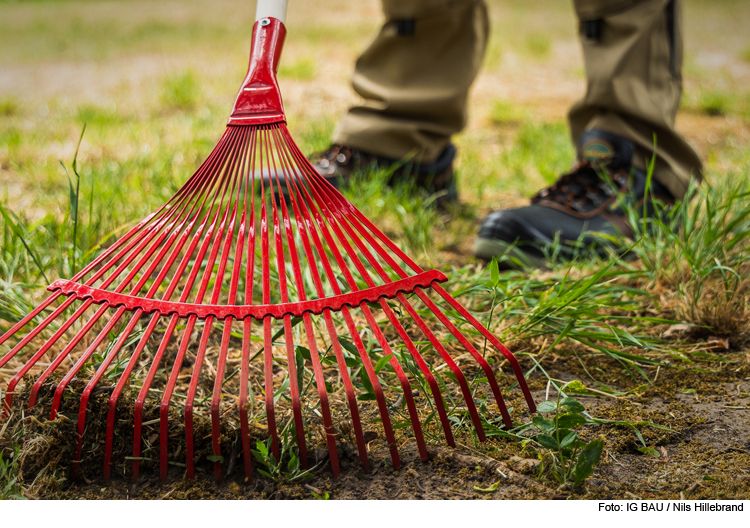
[160,71,202,111]
[525,34,551,58]
[1,0,749,498]
[0,417,24,500]
[279,58,317,81]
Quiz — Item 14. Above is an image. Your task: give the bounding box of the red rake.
[0,0,535,483]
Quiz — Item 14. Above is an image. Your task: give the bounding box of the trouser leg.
[334,0,489,164]
[569,0,702,199]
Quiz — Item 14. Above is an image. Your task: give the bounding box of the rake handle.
[255,0,288,23]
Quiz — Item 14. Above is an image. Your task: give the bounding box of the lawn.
[1,0,749,500]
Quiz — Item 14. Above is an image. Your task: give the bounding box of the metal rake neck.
[228,17,287,126]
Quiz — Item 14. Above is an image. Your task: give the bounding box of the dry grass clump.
[629,177,750,339]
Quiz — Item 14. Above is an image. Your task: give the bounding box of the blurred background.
[1,0,749,265]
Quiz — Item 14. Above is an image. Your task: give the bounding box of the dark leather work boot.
[473,129,675,267]
[311,143,458,205]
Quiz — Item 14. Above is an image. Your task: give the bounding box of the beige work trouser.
[334,0,702,199]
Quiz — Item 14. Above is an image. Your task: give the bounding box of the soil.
[3,341,749,500]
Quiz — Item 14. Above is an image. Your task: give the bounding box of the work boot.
[310,143,459,205]
[473,129,674,267]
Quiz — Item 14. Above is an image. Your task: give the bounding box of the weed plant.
[526,382,604,489]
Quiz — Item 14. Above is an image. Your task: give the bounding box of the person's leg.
[313,0,488,199]
[335,0,488,162]
[474,0,701,265]
[569,0,701,199]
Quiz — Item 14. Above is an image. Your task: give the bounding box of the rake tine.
[279,185,402,466]
[238,318,255,480]
[119,129,244,480]
[159,314,197,481]
[287,168,434,454]
[73,308,144,478]
[301,314,340,474]
[284,171,440,452]
[210,320,235,482]
[184,315,216,480]
[86,124,238,292]
[153,157,243,469]
[270,128,340,475]
[0,294,63,350]
[200,128,248,483]
[239,128,259,481]
[320,310,369,468]
[412,289,513,428]
[342,306,401,467]
[1,296,78,413]
[431,284,537,413]
[27,303,110,409]
[0,188,192,412]
[285,174,433,458]
[311,235,431,458]
[3,299,93,412]
[313,183,513,428]
[378,297,455,447]
[321,180,536,414]
[281,315,308,467]
[53,172,222,422]
[261,317,279,461]
[103,311,160,480]
[277,161,369,471]
[132,313,181,481]
[258,129,280,461]
[265,140,308,470]
[50,305,129,419]
[268,130,346,470]
[209,126,253,482]
[296,158,493,438]
[0,154,192,349]
[277,142,400,468]
[181,133,245,480]
[267,135,370,469]
[359,304,429,461]
[0,188,181,369]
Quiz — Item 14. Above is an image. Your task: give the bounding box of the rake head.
[0,16,535,483]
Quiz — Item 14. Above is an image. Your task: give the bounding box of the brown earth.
[3,343,749,500]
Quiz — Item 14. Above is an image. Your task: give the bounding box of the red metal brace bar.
[47,271,446,323]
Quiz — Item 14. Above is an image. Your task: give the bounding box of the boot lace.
[531,161,628,213]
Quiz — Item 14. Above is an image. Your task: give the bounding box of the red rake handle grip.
[47,270,447,321]
[228,17,286,126]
